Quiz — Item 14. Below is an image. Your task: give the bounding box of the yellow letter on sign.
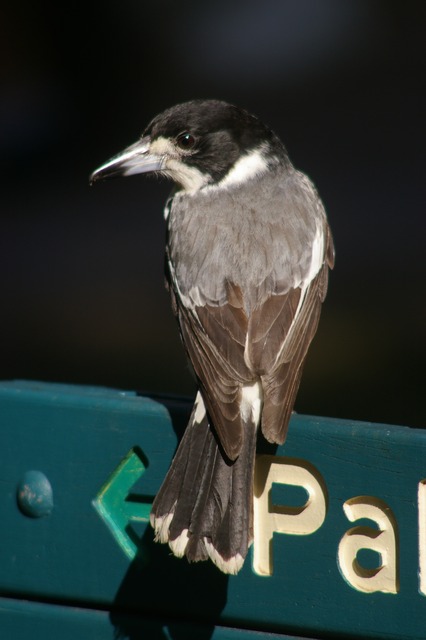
[253,455,327,576]
[337,496,399,594]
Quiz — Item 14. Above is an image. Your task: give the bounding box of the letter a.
[338,496,399,594]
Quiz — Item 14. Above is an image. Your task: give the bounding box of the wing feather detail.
[260,265,330,444]
[171,282,252,462]
[246,288,302,373]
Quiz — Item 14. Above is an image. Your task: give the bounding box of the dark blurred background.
[1,1,425,428]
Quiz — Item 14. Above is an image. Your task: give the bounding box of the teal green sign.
[3,381,424,639]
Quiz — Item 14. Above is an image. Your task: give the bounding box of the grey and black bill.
[90,99,334,574]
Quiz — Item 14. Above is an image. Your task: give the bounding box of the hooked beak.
[89,136,164,184]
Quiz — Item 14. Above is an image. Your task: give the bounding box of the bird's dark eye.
[176,132,196,150]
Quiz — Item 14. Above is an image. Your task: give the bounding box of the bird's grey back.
[167,164,326,313]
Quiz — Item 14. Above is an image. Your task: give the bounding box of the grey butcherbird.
[90,99,334,574]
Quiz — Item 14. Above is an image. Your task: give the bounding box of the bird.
[90,99,334,574]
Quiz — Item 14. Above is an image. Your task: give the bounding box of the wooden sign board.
[0,380,425,639]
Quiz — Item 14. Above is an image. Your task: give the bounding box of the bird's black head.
[90,100,288,192]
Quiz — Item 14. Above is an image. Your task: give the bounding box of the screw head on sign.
[17,470,54,518]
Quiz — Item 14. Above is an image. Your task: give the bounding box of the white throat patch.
[166,158,210,193]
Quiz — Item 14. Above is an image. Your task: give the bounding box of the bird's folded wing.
[173,282,253,462]
[258,253,333,445]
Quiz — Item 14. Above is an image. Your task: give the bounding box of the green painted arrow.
[93,447,153,560]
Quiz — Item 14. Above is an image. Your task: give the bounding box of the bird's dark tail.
[150,392,256,574]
